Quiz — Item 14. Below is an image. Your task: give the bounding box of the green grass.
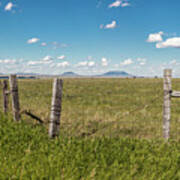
[1,78,180,179]
[1,112,180,179]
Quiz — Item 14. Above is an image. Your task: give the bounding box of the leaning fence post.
[2,80,9,113]
[9,75,20,121]
[163,69,172,140]
[49,78,63,138]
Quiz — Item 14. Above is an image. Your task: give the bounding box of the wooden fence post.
[2,80,9,113]
[163,69,172,140]
[49,78,63,138]
[9,75,20,121]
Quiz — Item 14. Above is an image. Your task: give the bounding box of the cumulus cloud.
[57,61,70,68]
[105,21,117,29]
[109,0,122,8]
[43,56,53,61]
[109,0,130,8]
[0,59,17,64]
[121,58,133,65]
[76,61,96,67]
[27,60,52,66]
[77,61,88,67]
[27,56,53,66]
[101,57,108,66]
[147,31,164,43]
[27,38,40,44]
[88,61,95,67]
[102,21,117,29]
[5,2,14,11]
[121,2,130,7]
[27,61,42,66]
[156,37,180,48]
[57,55,66,60]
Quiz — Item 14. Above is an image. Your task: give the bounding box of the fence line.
[2,80,9,113]
[49,78,63,138]
[9,75,20,121]
[0,70,180,140]
[0,75,63,139]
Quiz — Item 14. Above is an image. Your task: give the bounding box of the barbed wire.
[89,88,163,137]
[0,79,165,138]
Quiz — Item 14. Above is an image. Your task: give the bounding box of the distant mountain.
[100,71,132,77]
[61,72,80,77]
[60,71,133,77]
[0,71,134,78]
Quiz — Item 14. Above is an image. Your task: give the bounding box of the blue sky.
[0,0,180,76]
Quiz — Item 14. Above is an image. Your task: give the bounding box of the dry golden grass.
[1,78,180,139]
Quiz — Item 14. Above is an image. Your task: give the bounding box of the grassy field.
[1,78,180,179]
[1,77,180,139]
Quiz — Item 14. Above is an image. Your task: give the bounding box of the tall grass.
[1,112,180,179]
[1,78,180,179]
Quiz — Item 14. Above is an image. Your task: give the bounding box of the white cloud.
[27,38,40,44]
[147,31,164,43]
[156,37,180,48]
[108,0,130,8]
[77,61,88,67]
[43,56,53,61]
[5,2,14,11]
[104,21,117,29]
[76,61,96,67]
[27,60,52,66]
[101,57,108,66]
[109,0,122,8]
[139,62,146,66]
[57,61,70,68]
[137,58,147,66]
[88,61,95,67]
[57,55,66,60]
[43,61,52,64]
[121,58,133,66]
[121,2,130,7]
[41,42,47,46]
[27,61,42,66]
[0,59,17,64]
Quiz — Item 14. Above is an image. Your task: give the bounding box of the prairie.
[1,78,180,179]
[1,78,180,139]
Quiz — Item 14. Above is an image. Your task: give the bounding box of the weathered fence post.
[9,75,20,121]
[49,78,63,138]
[2,80,9,113]
[163,69,172,140]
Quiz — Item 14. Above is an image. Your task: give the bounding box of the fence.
[0,69,179,140]
[0,75,63,139]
